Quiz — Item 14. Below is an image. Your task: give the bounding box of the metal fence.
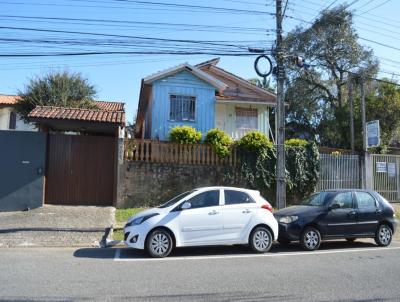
[316,154,361,191]
[371,154,400,202]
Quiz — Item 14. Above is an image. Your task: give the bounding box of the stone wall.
[117,162,246,208]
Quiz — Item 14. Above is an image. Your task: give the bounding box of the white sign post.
[366,120,380,148]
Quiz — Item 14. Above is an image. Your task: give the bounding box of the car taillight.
[262,203,273,212]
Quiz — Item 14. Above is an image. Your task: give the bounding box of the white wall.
[0,106,37,131]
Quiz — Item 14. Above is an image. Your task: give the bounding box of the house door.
[45,134,116,206]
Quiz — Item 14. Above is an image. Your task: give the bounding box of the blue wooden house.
[134,58,277,141]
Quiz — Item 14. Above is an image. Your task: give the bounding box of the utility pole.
[360,78,366,152]
[360,77,367,189]
[275,0,286,209]
[348,78,355,153]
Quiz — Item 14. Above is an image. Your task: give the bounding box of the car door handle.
[376,209,382,214]
[348,211,356,216]
[242,209,251,214]
[208,210,218,215]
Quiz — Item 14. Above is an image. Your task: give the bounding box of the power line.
[0,14,274,34]
[0,26,264,49]
[358,0,392,15]
[0,51,258,57]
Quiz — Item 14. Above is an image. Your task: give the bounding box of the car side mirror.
[329,203,340,210]
[181,201,191,210]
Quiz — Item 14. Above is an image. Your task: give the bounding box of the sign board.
[388,163,396,177]
[376,162,387,173]
[367,120,380,148]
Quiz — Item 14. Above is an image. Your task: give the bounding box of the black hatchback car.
[274,190,397,251]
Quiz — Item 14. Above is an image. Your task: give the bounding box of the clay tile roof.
[96,101,125,111]
[0,94,20,105]
[28,104,125,125]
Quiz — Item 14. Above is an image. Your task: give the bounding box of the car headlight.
[279,216,299,224]
[125,213,159,227]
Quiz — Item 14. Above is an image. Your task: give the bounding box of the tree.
[248,77,276,93]
[16,71,98,120]
[353,80,400,153]
[283,6,379,147]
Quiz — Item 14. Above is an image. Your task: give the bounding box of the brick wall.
[117,162,246,208]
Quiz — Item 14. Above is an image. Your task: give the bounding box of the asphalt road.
[1,240,400,302]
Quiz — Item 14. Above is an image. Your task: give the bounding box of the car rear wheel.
[346,238,356,243]
[375,224,392,247]
[301,227,321,251]
[250,226,273,253]
[146,229,173,258]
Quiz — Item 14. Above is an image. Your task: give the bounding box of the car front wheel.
[250,226,273,253]
[146,229,173,258]
[301,227,321,251]
[375,224,392,247]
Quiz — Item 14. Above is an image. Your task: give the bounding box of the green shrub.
[205,128,233,158]
[169,126,202,144]
[285,138,308,147]
[237,131,273,153]
[238,140,319,206]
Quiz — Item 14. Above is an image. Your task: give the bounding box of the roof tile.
[0,94,20,105]
[28,106,125,125]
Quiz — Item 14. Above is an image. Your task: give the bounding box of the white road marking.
[113,246,400,262]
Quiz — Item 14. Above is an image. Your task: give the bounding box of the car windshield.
[158,191,195,208]
[301,192,327,206]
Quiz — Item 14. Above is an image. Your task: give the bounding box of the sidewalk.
[0,205,115,247]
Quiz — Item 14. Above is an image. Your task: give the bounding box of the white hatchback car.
[124,187,278,257]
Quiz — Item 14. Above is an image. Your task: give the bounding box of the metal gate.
[371,154,400,202]
[45,133,116,206]
[316,154,361,191]
[0,131,46,211]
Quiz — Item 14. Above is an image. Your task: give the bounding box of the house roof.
[28,106,125,125]
[143,63,228,92]
[96,101,125,111]
[0,94,19,105]
[197,58,276,103]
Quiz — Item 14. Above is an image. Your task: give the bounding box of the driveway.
[0,205,115,247]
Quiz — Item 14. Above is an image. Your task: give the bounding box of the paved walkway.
[0,205,115,247]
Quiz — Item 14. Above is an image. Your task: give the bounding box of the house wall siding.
[0,107,36,131]
[215,103,270,140]
[150,70,216,140]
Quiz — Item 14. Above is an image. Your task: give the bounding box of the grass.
[113,208,145,241]
[115,208,145,224]
[113,229,124,241]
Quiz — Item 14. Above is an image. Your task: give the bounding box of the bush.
[236,131,273,153]
[238,139,319,206]
[205,128,233,158]
[169,126,202,144]
[285,138,308,147]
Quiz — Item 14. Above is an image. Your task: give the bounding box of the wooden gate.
[45,134,116,206]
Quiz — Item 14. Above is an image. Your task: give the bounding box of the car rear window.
[355,192,377,209]
[224,190,255,205]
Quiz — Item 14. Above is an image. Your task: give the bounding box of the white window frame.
[235,107,258,130]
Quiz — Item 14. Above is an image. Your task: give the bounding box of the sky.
[0,0,399,123]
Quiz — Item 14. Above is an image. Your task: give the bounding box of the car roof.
[319,189,376,193]
[195,186,259,193]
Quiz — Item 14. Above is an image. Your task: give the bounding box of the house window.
[169,95,196,121]
[235,107,258,129]
[9,111,17,130]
